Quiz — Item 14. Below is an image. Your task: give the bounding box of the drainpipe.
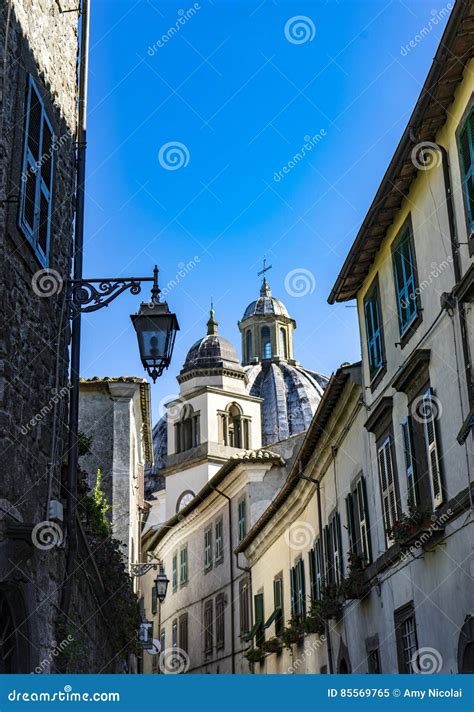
[61,0,90,616]
[209,484,236,674]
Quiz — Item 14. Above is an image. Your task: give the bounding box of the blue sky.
[81,0,451,420]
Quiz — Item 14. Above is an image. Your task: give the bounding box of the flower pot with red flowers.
[388,506,443,549]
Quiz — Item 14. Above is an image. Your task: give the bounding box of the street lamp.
[131,267,180,383]
[154,563,170,604]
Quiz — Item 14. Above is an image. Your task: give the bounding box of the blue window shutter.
[460,111,474,231]
[19,76,55,266]
[364,287,383,377]
[393,229,417,334]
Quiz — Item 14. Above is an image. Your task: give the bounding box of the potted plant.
[244,646,265,664]
[262,637,283,655]
[280,619,304,648]
[388,506,440,548]
[318,583,342,620]
[340,553,370,600]
[304,604,325,635]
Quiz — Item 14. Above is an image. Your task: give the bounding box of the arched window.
[175,404,200,454]
[261,326,272,359]
[279,328,288,359]
[246,330,252,361]
[219,403,250,449]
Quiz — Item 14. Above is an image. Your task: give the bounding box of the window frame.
[377,433,401,546]
[215,518,224,564]
[179,613,188,655]
[394,602,418,674]
[457,102,474,249]
[179,546,188,586]
[204,527,213,571]
[18,75,55,268]
[239,579,250,636]
[215,593,225,650]
[172,553,178,592]
[363,278,386,387]
[238,498,246,541]
[391,218,422,345]
[203,599,213,656]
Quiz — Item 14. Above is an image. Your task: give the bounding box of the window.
[261,326,272,359]
[422,388,443,508]
[216,594,225,649]
[175,405,199,453]
[325,512,343,585]
[246,330,252,361]
[19,76,55,267]
[238,498,246,541]
[279,328,288,359]
[364,283,384,380]
[179,614,188,654]
[172,619,178,650]
[215,519,223,563]
[345,475,372,564]
[239,580,250,635]
[459,108,474,234]
[204,528,212,570]
[290,558,306,621]
[392,226,418,335]
[401,418,418,508]
[180,547,188,585]
[204,600,213,655]
[377,436,400,544]
[273,575,283,636]
[394,603,418,674]
[172,553,177,592]
[219,403,250,449]
[160,629,165,655]
[151,587,157,615]
[368,648,381,674]
[254,592,265,647]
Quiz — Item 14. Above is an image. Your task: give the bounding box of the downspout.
[209,484,236,674]
[61,0,90,615]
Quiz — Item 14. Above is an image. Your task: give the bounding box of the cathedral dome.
[241,277,289,321]
[246,361,328,445]
[179,307,244,379]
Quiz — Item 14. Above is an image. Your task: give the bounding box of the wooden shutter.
[378,437,399,543]
[290,566,297,619]
[314,539,322,599]
[324,525,333,583]
[254,593,264,646]
[179,614,188,653]
[422,389,443,507]
[460,110,474,229]
[401,418,417,508]
[273,577,283,635]
[346,493,356,555]
[308,548,316,602]
[356,476,372,564]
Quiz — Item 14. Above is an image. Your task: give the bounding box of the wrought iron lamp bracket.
[67,276,155,317]
[130,562,159,577]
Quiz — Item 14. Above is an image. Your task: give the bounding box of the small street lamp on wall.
[154,563,170,604]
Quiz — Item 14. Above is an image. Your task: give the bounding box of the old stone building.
[0,1,139,673]
[79,377,153,568]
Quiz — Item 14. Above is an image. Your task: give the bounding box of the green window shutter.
[422,389,443,508]
[378,437,400,543]
[345,493,356,555]
[290,566,296,619]
[254,593,264,646]
[356,476,372,564]
[172,553,177,590]
[393,229,417,334]
[460,110,474,231]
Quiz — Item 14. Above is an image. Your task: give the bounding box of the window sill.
[204,565,213,574]
[468,231,474,257]
[215,556,224,567]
